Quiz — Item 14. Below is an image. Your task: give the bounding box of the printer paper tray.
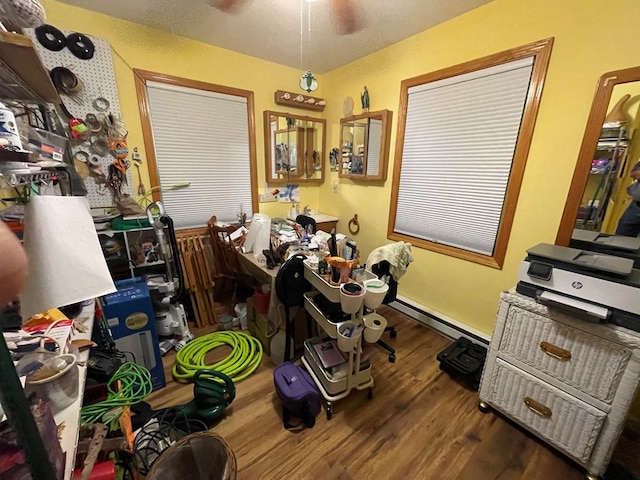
[516,282,640,332]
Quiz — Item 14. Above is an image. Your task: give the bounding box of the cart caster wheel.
[326,403,333,420]
[389,354,396,363]
[367,387,374,400]
[390,329,397,338]
[478,401,490,413]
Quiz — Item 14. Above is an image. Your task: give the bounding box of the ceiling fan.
[209,0,365,35]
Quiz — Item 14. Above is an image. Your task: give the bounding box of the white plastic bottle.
[0,103,22,150]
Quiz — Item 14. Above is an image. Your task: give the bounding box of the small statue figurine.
[361,86,370,112]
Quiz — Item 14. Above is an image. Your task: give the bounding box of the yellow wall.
[41,0,322,220]
[42,0,640,337]
[319,0,640,335]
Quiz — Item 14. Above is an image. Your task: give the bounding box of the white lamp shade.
[20,196,116,320]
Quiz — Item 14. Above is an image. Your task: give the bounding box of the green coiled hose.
[81,362,152,427]
[172,331,263,382]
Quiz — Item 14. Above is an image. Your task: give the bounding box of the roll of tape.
[90,136,110,156]
[88,156,101,166]
[73,150,89,163]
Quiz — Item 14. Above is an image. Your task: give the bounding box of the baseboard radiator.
[388,295,490,346]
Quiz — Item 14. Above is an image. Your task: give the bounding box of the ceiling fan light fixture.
[330,0,364,35]
[209,0,250,14]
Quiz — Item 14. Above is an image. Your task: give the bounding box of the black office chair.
[275,254,312,362]
[370,260,400,363]
[295,214,316,234]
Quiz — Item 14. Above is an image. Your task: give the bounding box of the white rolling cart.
[301,263,379,419]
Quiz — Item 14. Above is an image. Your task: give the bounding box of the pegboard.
[24,28,133,208]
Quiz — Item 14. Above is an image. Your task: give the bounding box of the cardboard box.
[246,297,272,355]
[101,278,166,391]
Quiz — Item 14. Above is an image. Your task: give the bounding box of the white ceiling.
[58,0,492,73]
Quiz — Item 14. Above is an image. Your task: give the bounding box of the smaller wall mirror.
[338,109,392,181]
[264,110,326,185]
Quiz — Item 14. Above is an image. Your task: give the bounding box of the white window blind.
[145,81,253,228]
[395,57,534,256]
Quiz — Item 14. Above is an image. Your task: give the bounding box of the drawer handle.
[524,397,552,418]
[540,341,571,361]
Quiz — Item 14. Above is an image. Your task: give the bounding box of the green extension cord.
[81,362,152,427]
[172,331,263,382]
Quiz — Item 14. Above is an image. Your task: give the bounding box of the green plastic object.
[171,370,236,427]
[110,215,151,231]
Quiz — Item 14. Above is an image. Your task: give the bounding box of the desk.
[238,252,314,357]
[238,252,279,323]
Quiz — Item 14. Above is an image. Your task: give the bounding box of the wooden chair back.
[206,216,243,279]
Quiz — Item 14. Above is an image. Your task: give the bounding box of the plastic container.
[337,320,361,352]
[0,102,22,150]
[363,278,390,309]
[363,313,387,343]
[339,282,365,314]
[219,314,234,331]
[24,354,79,414]
[253,286,270,314]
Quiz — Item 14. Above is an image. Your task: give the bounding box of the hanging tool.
[134,162,146,196]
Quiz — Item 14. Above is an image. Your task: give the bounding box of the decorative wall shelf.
[274,90,325,112]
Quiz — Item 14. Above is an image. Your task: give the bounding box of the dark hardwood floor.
[145,305,639,480]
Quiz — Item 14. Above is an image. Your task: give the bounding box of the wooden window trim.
[555,66,640,246]
[133,69,259,216]
[388,38,554,269]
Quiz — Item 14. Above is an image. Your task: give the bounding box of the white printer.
[569,228,640,268]
[516,243,640,331]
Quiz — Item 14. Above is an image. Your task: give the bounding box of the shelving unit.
[575,125,630,231]
[0,29,73,480]
[54,303,95,480]
[0,31,60,103]
[98,227,168,280]
[301,263,375,419]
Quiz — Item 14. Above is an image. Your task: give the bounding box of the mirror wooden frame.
[338,109,392,181]
[263,110,326,186]
[556,66,640,246]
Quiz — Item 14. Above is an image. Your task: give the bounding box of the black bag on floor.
[437,337,487,390]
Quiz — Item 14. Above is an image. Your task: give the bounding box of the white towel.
[365,242,414,281]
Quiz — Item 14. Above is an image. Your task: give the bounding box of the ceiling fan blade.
[330,0,365,35]
[209,0,249,14]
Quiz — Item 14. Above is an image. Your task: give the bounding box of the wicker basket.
[145,431,236,480]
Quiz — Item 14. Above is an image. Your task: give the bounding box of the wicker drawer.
[486,359,606,463]
[499,305,630,403]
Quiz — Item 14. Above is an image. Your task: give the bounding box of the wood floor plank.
[144,304,637,479]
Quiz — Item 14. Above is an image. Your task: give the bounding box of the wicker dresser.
[479,291,640,479]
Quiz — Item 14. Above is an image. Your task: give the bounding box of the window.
[134,70,257,228]
[389,38,553,268]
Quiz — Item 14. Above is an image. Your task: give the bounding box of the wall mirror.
[556,66,640,245]
[338,109,392,181]
[263,110,326,185]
